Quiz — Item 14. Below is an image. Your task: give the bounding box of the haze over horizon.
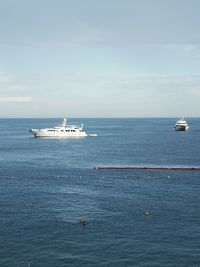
[0,0,200,118]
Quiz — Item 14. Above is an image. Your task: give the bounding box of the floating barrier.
[94,166,200,171]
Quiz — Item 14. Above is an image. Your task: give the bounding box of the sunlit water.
[0,118,200,266]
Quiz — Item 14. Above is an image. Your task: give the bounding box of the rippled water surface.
[0,118,200,266]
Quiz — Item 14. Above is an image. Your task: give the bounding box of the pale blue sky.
[0,0,200,117]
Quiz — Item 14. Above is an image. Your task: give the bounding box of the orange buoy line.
[94,166,200,171]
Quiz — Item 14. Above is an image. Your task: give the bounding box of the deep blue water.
[0,118,200,267]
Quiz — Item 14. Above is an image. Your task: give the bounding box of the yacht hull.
[174,125,189,131]
[29,129,87,137]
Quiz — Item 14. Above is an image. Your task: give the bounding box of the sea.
[0,118,200,267]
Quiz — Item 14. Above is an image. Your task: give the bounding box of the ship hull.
[174,125,189,131]
[29,129,87,137]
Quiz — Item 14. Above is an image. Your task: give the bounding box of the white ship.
[29,118,88,137]
[174,117,189,131]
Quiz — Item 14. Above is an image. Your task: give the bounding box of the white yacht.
[174,117,189,131]
[29,118,88,137]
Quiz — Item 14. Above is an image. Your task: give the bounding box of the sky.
[0,0,200,118]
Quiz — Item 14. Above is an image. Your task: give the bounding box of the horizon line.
[0,116,199,119]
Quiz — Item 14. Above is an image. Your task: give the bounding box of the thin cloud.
[0,96,32,103]
[104,75,200,88]
[0,73,9,83]
[191,88,200,96]
[164,44,199,52]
